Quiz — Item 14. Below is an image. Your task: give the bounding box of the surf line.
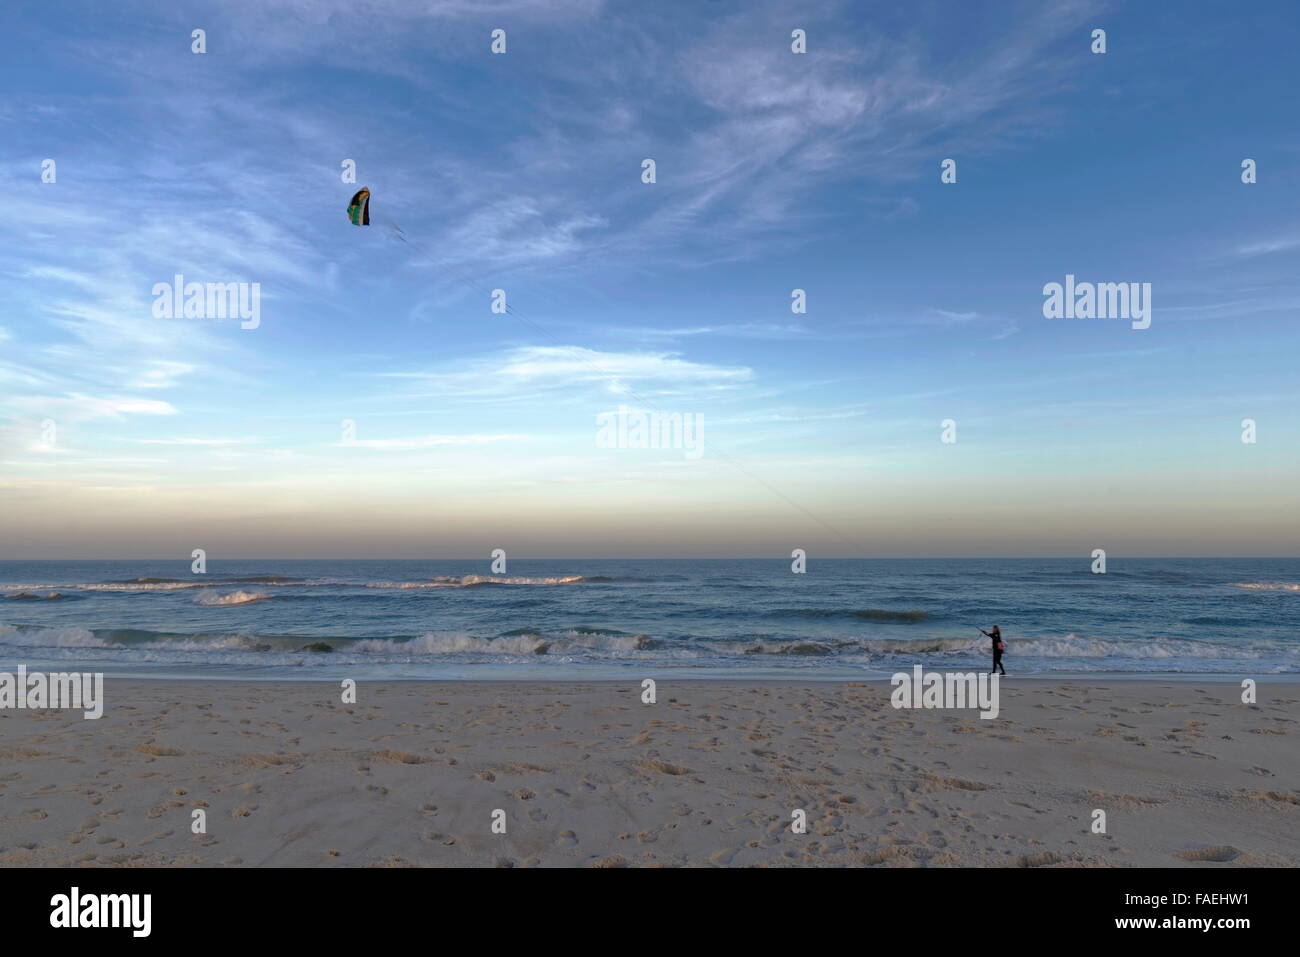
[0,665,104,719]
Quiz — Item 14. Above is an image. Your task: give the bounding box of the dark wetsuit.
[987,630,1006,674]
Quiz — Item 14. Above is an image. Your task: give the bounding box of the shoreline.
[4,665,1297,684]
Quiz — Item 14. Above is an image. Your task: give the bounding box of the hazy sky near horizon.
[1,0,1298,559]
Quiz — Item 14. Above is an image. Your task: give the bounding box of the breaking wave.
[365,575,585,589]
[71,581,207,592]
[4,622,1285,667]
[192,590,271,606]
[0,624,112,648]
[352,629,652,656]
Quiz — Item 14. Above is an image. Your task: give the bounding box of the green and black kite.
[347,187,370,226]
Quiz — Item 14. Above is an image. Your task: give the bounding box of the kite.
[347,187,370,226]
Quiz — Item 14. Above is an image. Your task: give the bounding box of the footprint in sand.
[1173,845,1240,863]
[708,847,739,865]
[555,830,579,847]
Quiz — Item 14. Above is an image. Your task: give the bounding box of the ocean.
[1,558,1296,680]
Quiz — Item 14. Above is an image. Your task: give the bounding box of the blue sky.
[1,0,1297,558]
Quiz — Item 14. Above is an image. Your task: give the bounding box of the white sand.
[0,678,1295,867]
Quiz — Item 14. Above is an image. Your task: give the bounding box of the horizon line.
[2,556,1297,563]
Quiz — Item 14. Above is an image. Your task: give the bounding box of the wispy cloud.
[1234,235,1300,258]
[125,437,254,446]
[8,394,178,421]
[384,346,753,400]
[338,433,527,451]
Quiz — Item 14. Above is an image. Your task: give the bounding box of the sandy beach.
[0,678,1295,868]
